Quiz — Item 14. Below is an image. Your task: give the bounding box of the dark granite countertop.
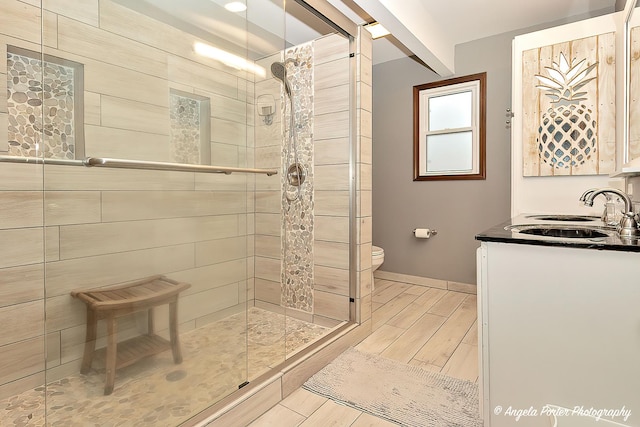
[475,214,640,252]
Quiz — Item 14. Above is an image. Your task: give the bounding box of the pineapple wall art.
[535,53,597,169]
[522,34,616,176]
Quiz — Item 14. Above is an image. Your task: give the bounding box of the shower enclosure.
[0,0,372,425]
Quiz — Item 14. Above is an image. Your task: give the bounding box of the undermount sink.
[525,214,600,222]
[505,224,615,239]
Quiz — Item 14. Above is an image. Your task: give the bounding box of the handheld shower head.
[271,61,292,97]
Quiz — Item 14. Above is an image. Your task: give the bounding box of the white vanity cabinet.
[477,241,640,427]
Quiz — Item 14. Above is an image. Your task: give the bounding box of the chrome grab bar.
[0,155,85,167]
[0,155,278,176]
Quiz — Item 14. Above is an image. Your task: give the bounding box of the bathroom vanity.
[476,216,640,427]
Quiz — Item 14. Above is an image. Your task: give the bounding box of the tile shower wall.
[313,34,352,323]
[0,0,254,400]
[253,34,352,325]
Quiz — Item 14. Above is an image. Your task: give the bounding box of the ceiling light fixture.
[363,22,391,40]
[224,1,247,12]
[194,42,265,77]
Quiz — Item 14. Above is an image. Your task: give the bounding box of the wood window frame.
[413,72,486,181]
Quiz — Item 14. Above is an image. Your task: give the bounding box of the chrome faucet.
[579,188,607,221]
[581,188,639,238]
[579,188,599,203]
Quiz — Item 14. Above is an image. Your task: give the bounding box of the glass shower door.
[18,0,266,424]
[0,0,356,424]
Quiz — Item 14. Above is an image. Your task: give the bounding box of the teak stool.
[71,275,191,395]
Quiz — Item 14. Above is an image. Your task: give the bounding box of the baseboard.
[374,270,477,295]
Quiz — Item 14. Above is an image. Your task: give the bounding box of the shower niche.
[169,88,211,165]
[5,45,85,159]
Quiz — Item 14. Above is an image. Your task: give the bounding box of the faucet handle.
[618,212,640,238]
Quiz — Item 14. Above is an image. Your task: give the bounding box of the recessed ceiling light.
[363,22,391,40]
[224,1,247,12]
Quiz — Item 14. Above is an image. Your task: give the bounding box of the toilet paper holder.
[413,228,438,238]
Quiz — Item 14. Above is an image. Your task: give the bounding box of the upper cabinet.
[628,7,640,163]
[608,1,640,177]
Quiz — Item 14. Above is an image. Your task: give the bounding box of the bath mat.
[303,347,482,427]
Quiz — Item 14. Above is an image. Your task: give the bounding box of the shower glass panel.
[251,1,353,375]
[0,0,353,424]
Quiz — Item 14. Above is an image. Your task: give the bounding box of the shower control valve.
[286,163,306,187]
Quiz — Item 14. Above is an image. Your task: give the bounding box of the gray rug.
[303,347,482,427]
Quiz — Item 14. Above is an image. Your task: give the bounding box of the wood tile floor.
[249,278,479,427]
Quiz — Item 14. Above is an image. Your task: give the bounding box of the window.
[413,72,486,180]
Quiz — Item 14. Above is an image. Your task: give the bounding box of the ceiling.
[118,0,618,74]
[329,0,617,72]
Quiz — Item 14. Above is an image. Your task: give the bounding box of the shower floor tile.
[1,307,328,427]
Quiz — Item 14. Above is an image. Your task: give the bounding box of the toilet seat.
[371,246,384,292]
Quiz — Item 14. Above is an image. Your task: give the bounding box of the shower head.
[271,61,292,97]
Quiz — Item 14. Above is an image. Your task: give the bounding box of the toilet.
[371,245,384,290]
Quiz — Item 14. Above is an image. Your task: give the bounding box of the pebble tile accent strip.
[281,42,315,313]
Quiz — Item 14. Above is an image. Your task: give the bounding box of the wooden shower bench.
[71,275,191,395]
